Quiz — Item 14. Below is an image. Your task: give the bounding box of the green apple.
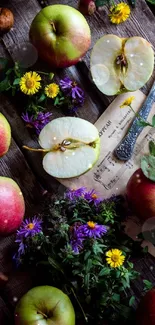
[0,112,11,157]
[29,4,91,68]
[23,117,100,179]
[90,34,154,95]
[0,176,25,235]
[14,286,75,325]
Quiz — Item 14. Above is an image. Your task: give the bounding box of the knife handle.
[114,81,155,161]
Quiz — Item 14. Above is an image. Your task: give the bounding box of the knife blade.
[114,80,155,161]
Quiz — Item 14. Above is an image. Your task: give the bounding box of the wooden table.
[0,0,155,323]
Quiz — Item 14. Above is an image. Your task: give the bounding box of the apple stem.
[37,310,48,318]
[50,21,56,32]
[23,145,49,153]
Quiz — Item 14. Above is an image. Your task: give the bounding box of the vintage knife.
[114,80,155,161]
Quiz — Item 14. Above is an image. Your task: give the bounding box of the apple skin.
[14,285,75,325]
[0,8,14,35]
[0,113,11,157]
[126,168,155,221]
[29,4,91,68]
[136,289,155,325]
[0,177,25,235]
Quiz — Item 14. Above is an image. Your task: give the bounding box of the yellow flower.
[109,2,130,24]
[106,249,125,268]
[45,83,60,98]
[120,96,135,108]
[20,71,41,95]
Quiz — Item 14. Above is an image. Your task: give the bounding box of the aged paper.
[58,90,155,255]
[59,90,155,198]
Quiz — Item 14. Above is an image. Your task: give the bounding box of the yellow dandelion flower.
[20,71,41,95]
[120,96,135,108]
[106,249,125,268]
[45,83,60,98]
[109,2,130,24]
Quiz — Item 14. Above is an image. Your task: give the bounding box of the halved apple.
[38,117,100,178]
[90,34,154,96]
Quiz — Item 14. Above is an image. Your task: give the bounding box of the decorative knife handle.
[114,80,155,161]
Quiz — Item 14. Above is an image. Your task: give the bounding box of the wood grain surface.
[0,0,155,323]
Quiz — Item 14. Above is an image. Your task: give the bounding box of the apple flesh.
[136,289,155,325]
[0,113,11,157]
[14,285,75,325]
[126,168,155,221]
[90,34,154,95]
[0,176,25,235]
[29,4,91,68]
[38,117,100,178]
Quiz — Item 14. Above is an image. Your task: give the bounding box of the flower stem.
[71,287,88,323]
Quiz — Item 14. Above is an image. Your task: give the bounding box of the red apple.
[136,289,155,325]
[126,168,155,221]
[0,177,25,235]
[0,8,14,35]
[0,113,11,157]
[78,0,96,15]
[29,4,91,68]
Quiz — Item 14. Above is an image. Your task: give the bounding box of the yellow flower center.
[25,79,35,89]
[111,254,119,262]
[91,193,98,199]
[26,223,34,230]
[87,221,96,229]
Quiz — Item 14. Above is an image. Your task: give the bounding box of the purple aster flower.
[78,221,108,239]
[69,222,84,254]
[21,111,52,134]
[84,189,103,206]
[64,187,86,200]
[59,77,85,101]
[16,216,42,238]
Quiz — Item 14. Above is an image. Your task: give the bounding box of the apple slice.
[90,34,154,96]
[38,117,100,178]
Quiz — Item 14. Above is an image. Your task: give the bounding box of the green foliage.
[146,0,155,4]
[13,193,148,324]
[143,279,154,292]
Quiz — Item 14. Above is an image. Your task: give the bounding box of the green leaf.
[129,296,135,307]
[141,155,155,181]
[48,257,64,275]
[13,78,20,85]
[146,0,155,4]
[38,94,46,103]
[0,77,10,92]
[152,115,155,127]
[112,293,120,303]
[137,120,151,127]
[84,251,91,261]
[98,267,110,276]
[95,0,110,7]
[85,259,92,273]
[143,279,153,291]
[149,141,155,157]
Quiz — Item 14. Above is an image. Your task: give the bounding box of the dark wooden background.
[0,0,155,323]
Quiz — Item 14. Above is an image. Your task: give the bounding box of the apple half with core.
[29,4,91,68]
[0,112,11,157]
[14,285,75,325]
[90,34,154,95]
[0,176,25,235]
[23,117,100,178]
